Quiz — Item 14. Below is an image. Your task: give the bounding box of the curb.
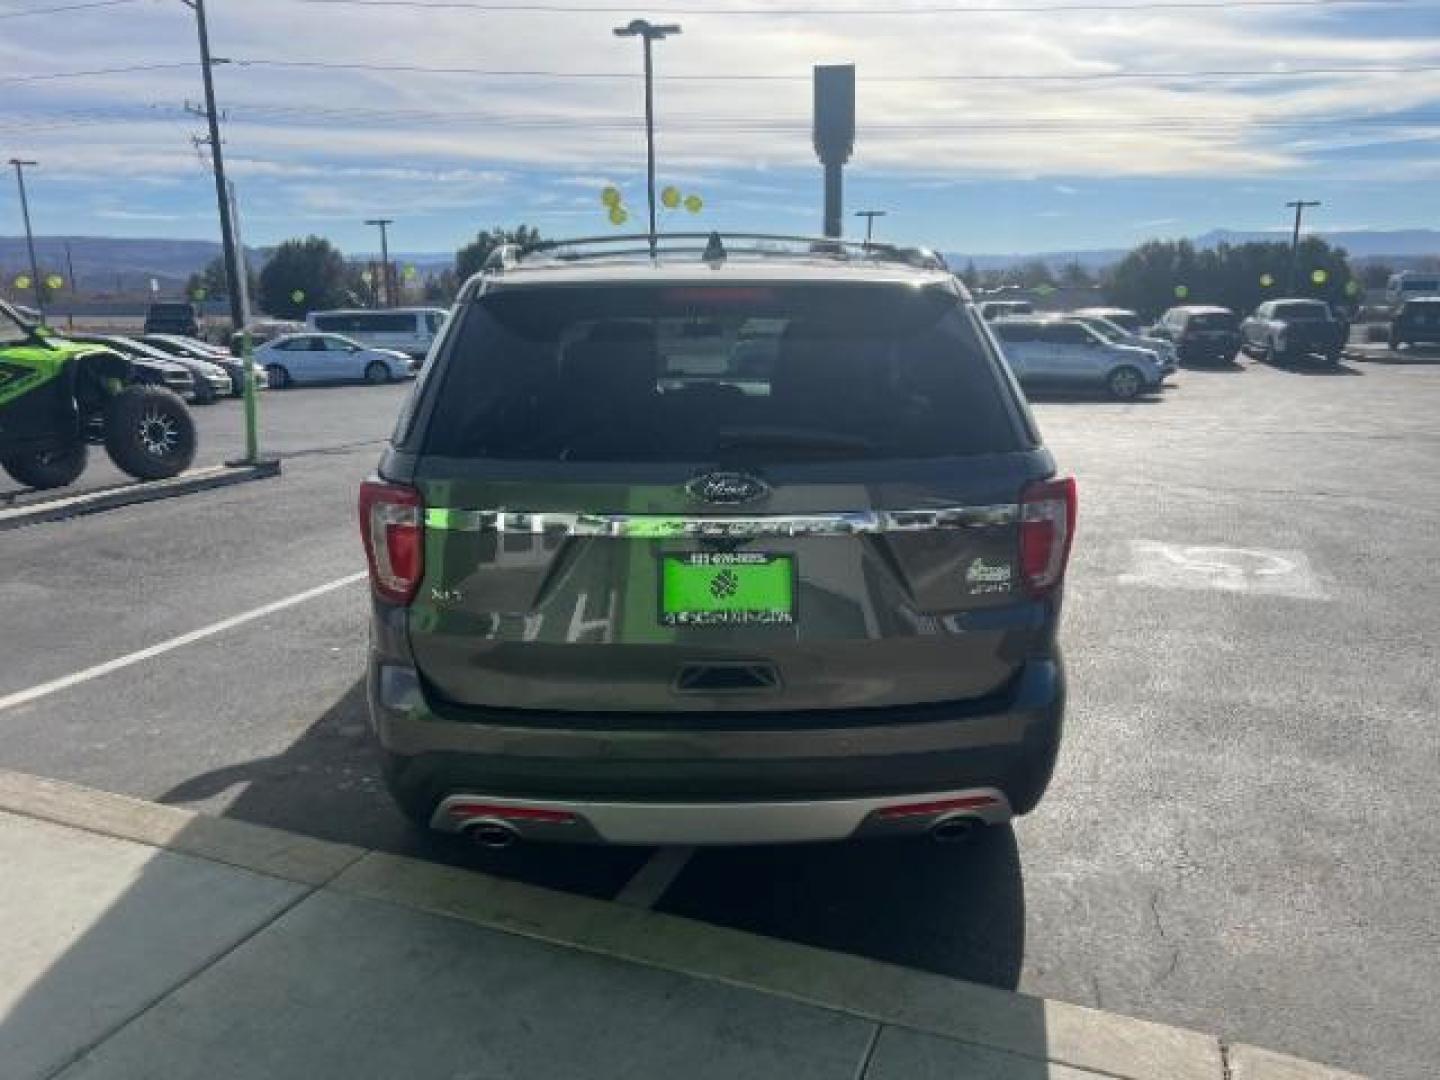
[0,460,280,531]
[0,768,1366,1080]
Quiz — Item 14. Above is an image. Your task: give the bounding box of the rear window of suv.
[420,283,1023,462]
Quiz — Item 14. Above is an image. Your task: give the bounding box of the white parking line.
[0,571,368,714]
[615,846,696,909]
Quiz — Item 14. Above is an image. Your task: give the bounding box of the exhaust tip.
[467,821,520,850]
[929,815,978,845]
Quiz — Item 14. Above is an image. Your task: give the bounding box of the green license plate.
[660,553,796,627]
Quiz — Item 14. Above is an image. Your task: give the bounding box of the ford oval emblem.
[686,471,770,506]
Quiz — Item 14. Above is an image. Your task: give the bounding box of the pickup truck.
[1240,299,1347,365]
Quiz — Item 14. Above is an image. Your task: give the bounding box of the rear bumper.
[368,654,1064,844]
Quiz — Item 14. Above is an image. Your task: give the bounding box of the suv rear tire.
[1,443,88,490]
[103,385,197,480]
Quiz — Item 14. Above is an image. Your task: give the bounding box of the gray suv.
[362,234,1074,848]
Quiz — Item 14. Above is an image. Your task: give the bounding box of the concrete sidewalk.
[0,770,1363,1080]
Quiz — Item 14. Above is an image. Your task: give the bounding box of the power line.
[226,57,1440,81]
[0,62,194,84]
[7,55,1438,85]
[290,0,1419,13]
[4,102,1437,134]
[0,0,142,18]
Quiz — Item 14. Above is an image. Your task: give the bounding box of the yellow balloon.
[15,275,31,290]
[46,275,64,290]
[683,194,703,214]
[1345,280,1360,296]
[608,205,629,226]
[290,289,306,303]
[1311,269,1328,285]
[1260,273,1274,288]
[1174,284,1189,299]
[601,186,622,208]
[661,186,681,209]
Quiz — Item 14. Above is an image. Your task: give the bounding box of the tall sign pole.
[813,65,855,239]
[9,159,45,319]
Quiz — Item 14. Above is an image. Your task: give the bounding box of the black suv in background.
[143,302,201,338]
[1153,305,1242,365]
[362,234,1075,849]
[1390,297,1440,350]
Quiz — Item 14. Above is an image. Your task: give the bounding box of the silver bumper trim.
[430,786,1013,845]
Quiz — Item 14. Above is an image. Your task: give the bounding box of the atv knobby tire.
[1,443,89,490]
[103,385,197,481]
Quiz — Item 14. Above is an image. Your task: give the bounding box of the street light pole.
[8,159,45,320]
[855,209,887,245]
[365,218,394,307]
[613,19,681,256]
[1286,199,1321,293]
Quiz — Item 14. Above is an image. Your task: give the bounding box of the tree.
[455,225,543,282]
[1104,238,1355,320]
[1002,259,1055,289]
[1359,262,1394,290]
[1058,260,1094,288]
[424,268,459,304]
[257,236,349,319]
[185,255,256,302]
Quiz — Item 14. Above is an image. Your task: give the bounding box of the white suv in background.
[306,308,447,360]
[989,316,1166,400]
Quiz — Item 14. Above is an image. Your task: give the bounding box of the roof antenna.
[702,232,727,266]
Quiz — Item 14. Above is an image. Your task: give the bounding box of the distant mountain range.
[4,228,1436,291]
[946,228,1440,273]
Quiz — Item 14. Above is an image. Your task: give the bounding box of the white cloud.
[2,0,1436,226]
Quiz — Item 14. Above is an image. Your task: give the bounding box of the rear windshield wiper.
[715,427,878,456]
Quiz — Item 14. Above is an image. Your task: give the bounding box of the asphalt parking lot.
[2,350,1437,1079]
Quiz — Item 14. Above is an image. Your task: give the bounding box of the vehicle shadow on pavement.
[155,678,1028,994]
[1179,359,1245,372]
[657,825,1027,991]
[1260,359,1363,376]
[1355,350,1440,365]
[156,679,652,899]
[1024,391,1163,405]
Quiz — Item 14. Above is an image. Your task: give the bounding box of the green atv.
[0,300,197,490]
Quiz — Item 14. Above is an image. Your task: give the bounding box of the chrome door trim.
[424,504,1019,537]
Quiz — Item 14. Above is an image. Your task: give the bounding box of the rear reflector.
[359,479,424,605]
[1019,476,1077,595]
[447,803,577,826]
[878,795,999,820]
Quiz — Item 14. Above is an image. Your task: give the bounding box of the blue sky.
[1,0,1437,256]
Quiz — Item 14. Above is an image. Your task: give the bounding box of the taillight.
[359,479,423,605]
[1019,477,1077,595]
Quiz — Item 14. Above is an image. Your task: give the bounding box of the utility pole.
[8,159,45,320]
[1286,199,1321,293]
[184,1,244,348]
[855,209,887,245]
[183,0,261,465]
[613,19,681,256]
[365,218,394,307]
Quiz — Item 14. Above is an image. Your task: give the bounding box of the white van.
[1385,272,1440,313]
[305,308,447,359]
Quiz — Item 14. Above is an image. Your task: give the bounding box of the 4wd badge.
[686,471,770,506]
[965,557,1013,594]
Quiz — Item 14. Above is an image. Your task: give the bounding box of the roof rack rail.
[479,232,948,275]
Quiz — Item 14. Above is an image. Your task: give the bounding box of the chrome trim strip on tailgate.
[424,505,1018,537]
[431,787,1014,844]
